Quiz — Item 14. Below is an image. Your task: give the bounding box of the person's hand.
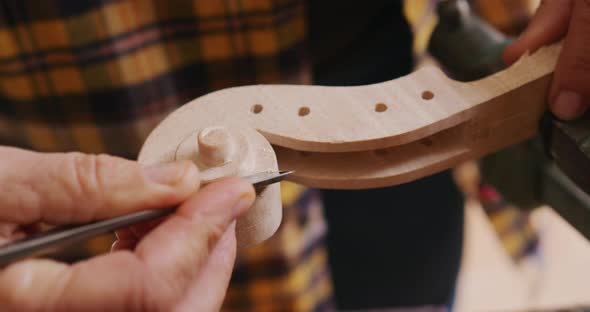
[0,146,255,311]
[503,0,590,120]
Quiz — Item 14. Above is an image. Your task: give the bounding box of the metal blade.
[246,170,294,190]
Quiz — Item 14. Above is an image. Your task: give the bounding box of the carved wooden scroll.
[139,43,560,246]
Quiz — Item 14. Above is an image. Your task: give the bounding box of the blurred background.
[44,1,590,311]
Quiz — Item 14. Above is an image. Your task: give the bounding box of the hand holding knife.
[0,171,292,267]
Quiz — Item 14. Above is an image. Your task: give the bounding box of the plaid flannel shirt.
[0,1,332,311]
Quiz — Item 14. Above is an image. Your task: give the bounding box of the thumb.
[0,178,252,311]
[0,147,200,225]
[502,0,573,66]
[549,0,590,120]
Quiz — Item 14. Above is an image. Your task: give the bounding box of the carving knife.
[0,170,293,267]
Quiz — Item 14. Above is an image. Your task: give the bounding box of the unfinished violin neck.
[138,42,560,246]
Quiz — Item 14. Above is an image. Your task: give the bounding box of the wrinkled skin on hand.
[504,0,590,120]
[0,146,254,311]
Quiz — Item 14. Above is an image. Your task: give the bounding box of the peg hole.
[420,138,433,146]
[422,91,434,100]
[375,103,388,112]
[251,104,263,114]
[298,106,310,117]
[374,149,388,156]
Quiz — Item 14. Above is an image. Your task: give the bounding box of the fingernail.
[233,191,255,216]
[552,91,587,120]
[144,161,199,186]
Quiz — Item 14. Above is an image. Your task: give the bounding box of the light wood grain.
[138,42,560,246]
[140,43,560,190]
[277,45,556,188]
[139,126,281,249]
[141,43,558,155]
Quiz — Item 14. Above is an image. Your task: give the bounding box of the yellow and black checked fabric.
[0,1,332,311]
[0,0,310,156]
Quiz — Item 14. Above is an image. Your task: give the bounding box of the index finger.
[0,178,255,311]
[134,177,255,305]
[503,0,573,65]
